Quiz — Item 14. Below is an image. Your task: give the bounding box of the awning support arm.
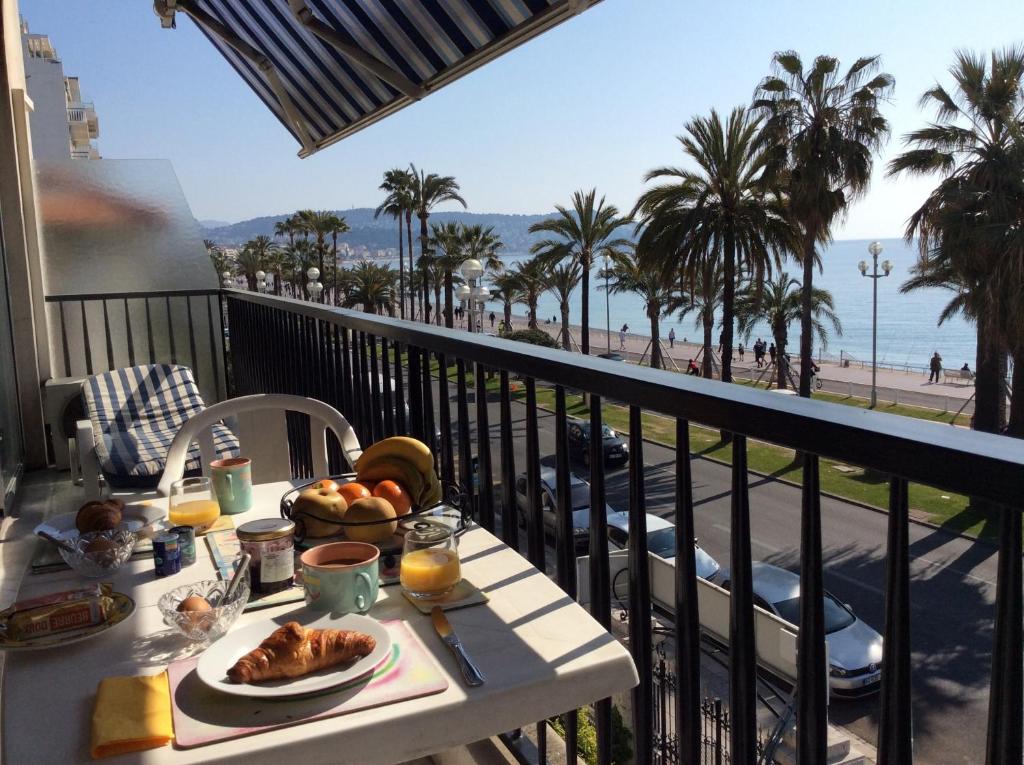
[172,0,316,153]
[288,1,426,101]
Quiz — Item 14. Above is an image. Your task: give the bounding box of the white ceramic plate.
[0,592,135,651]
[34,503,165,541]
[196,612,392,699]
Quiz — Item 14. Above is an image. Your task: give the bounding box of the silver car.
[606,512,721,582]
[723,561,883,697]
[513,468,620,551]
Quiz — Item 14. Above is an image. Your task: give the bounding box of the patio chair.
[156,394,362,497]
[77,364,239,499]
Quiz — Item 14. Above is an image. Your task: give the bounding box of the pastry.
[227,622,376,683]
[75,500,124,533]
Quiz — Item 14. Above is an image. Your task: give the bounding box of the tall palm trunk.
[1009,350,1023,437]
[434,280,442,326]
[444,269,454,329]
[721,231,736,383]
[702,310,714,378]
[974,323,1003,433]
[798,229,817,396]
[331,233,339,306]
[397,216,405,319]
[648,302,661,370]
[528,296,538,330]
[419,214,431,324]
[774,322,788,390]
[560,303,571,351]
[503,301,512,331]
[405,210,415,319]
[581,252,591,354]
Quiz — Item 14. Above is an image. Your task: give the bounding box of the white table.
[3,481,637,764]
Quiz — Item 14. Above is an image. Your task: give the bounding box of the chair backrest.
[157,394,362,496]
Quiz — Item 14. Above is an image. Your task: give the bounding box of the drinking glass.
[400,522,461,599]
[168,477,221,534]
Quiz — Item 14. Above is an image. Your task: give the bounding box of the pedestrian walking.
[668,328,676,348]
[687,359,700,376]
[768,343,777,366]
[619,324,628,350]
[738,343,745,361]
[489,311,495,328]
[717,331,724,354]
[929,351,943,383]
[755,338,764,367]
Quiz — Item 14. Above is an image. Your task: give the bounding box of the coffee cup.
[210,457,253,515]
[301,542,380,614]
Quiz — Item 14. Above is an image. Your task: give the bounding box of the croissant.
[75,499,124,533]
[227,622,376,684]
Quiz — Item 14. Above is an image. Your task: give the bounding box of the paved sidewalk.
[490,313,982,414]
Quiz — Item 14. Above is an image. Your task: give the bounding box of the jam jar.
[237,519,295,594]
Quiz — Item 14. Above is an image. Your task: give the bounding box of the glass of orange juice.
[400,523,461,600]
[168,477,221,534]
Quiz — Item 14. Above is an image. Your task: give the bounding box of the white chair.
[157,394,362,497]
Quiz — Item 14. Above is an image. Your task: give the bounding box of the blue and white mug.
[301,542,380,614]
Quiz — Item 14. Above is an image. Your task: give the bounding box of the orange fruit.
[372,480,413,517]
[338,482,372,505]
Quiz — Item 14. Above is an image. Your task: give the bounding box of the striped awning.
[155,0,599,157]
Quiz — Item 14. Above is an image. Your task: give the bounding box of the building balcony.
[66,101,98,138]
[24,286,1023,765]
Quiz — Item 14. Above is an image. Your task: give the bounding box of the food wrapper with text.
[0,583,116,641]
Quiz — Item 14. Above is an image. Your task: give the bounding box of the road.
[431,385,998,764]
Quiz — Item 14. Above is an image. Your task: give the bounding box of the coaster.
[401,578,489,614]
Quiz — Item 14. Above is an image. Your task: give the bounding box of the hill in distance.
[200,208,561,254]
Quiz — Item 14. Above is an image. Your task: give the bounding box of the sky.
[19,0,1024,237]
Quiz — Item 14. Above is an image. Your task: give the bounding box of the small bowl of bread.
[158,576,250,644]
[58,528,137,578]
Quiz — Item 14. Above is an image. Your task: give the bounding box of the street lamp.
[221,270,233,289]
[264,272,275,295]
[472,284,490,333]
[460,259,485,332]
[306,266,323,302]
[454,284,471,330]
[601,252,612,355]
[255,270,266,293]
[859,241,893,408]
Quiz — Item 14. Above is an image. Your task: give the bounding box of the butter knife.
[431,606,485,687]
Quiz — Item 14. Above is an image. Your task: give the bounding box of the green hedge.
[548,705,633,765]
[505,328,559,348]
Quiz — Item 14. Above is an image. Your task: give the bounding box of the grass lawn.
[417,354,991,540]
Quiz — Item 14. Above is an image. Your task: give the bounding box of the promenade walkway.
[481,312,985,415]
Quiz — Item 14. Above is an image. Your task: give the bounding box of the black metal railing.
[223,289,1024,765]
[44,289,227,401]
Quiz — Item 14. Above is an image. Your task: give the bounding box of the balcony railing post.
[474,362,495,532]
[797,453,828,764]
[588,395,612,765]
[553,385,578,763]
[498,370,518,551]
[878,477,913,764]
[729,434,757,764]
[985,503,1022,765]
[673,419,701,765]
[437,353,455,489]
[627,405,653,765]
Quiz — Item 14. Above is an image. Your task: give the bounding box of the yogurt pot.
[236,519,295,595]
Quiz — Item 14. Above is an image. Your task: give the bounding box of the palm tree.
[204,239,231,277]
[530,189,631,355]
[342,261,396,315]
[461,224,504,274]
[542,262,582,350]
[667,259,724,378]
[409,166,466,326]
[512,257,546,330]
[490,271,524,332]
[735,272,841,390]
[755,52,894,396]
[887,47,1024,436]
[295,210,349,304]
[606,247,674,369]
[281,239,315,296]
[634,107,794,383]
[376,168,414,319]
[235,235,277,290]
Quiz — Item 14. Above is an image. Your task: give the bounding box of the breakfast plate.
[196,612,392,699]
[34,503,164,541]
[0,592,135,651]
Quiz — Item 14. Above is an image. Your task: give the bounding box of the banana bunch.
[355,436,443,508]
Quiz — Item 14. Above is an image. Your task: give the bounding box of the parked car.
[566,420,629,468]
[606,513,721,582]
[721,562,883,697]
[513,467,622,551]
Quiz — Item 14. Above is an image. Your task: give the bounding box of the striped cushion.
[83,365,239,485]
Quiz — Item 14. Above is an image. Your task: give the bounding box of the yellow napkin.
[90,672,173,759]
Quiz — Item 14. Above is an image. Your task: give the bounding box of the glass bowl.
[157,576,250,643]
[58,529,136,578]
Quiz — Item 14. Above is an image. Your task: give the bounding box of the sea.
[483,238,977,372]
